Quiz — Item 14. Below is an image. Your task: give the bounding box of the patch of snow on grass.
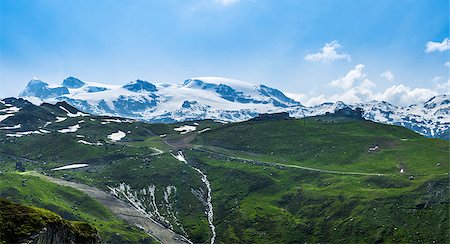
[0,124,21,130]
[78,140,103,146]
[174,125,197,134]
[59,106,89,117]
[58,124,80,133]
[51,164,88,171]
[6,130,45,137]
[198,128,211,134]
[0,106,20,113]
[55,117,67,123]
[0,114,14,122]
[107,130,126,141]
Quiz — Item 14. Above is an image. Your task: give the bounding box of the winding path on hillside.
[193,147,389,176]
[29,172,192,244]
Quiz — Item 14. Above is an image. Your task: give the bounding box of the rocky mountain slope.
[17,77,449,138]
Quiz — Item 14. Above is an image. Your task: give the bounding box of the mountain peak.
[123,79,157,92]
[20,79,68,99]
[62,77,85,89]
[184,77,257,90]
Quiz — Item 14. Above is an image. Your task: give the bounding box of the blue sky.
[0,0,448,105]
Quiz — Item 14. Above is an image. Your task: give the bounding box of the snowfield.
[57,124,81,133]
[174,125,197,134]
[0,124,21,130]
[108,130,126,141]
[51,164,89,171]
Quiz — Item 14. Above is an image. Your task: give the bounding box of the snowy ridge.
[14,76,450,138]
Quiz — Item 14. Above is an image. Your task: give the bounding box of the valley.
[0,98,448,243]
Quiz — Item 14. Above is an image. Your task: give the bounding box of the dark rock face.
[86,86,107,93]
[251,112,292,121]
[26,223,101,244]
[123,80,157,92]
[331,107,364,120]
[62,77,85,89]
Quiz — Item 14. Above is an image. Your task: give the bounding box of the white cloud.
[436,79,450,94]
[301,84,441,107]
[284,92,306,102]
[296,69,448,107]
[445,61,450,68]
[330,64,366,89]
[381,70,394,81]
[376,85,439,107]
[214,0,240,6]
[305,40,351,63]
[425,38,450,53]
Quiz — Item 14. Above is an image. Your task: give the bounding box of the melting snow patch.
[108,130,126,141]
[51,164,88,171]
[59,106,89,117]
[172,151,216,243]
[0,106,20,113]
[174,125,197,134]
[58,124,80,133]
[198,128,211,134]
[78,140,103,146]
[102,118,134,123]
[0,114,14,123]
[6,130,43,137]
[55,117,67,123]
[0,124,21,130]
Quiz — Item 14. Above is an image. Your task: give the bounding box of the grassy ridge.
[194,116,448,175]
[185,149,448,243]
[0,172,155,243]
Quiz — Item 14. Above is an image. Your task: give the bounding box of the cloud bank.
[305,41,351,63]
[289,65,448,107]
[425,38,450,53]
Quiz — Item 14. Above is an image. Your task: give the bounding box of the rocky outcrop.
[0,198,100,244]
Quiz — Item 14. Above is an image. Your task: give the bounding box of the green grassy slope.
[0,197,99,243]
[186,115,449,243]
[0,172,154,243]
[0,109,213,243]
[194,116,448,175]
[0,101,448,243]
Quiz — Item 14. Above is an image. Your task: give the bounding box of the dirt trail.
[193,147,388,176]
[30,173,192,244]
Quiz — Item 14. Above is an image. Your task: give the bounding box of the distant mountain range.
[15,76,449,139]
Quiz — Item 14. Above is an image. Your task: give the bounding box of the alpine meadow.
[0,1,449,243]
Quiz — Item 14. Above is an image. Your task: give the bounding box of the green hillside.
[0,101,448,243]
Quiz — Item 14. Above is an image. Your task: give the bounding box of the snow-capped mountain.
[17,77,449,139]
[19,77,301,123]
